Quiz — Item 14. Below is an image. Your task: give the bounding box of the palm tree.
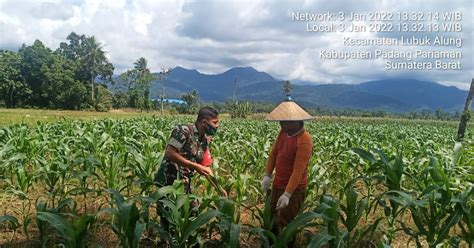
[133,57,154,112]
[282,80,293,100]
[81,36,106,104]
[134,57,149,74]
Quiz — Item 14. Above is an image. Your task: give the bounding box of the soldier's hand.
[221,190,228,198]
[196,164,213,177]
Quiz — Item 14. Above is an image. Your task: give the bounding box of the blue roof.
[152,98,185,104]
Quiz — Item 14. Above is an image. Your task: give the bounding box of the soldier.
[155,106,219,229]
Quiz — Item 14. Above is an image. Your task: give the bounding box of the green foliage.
[341,187,367,233]
[36,212,95,248]
[36,198,94,247]
[178,89,200,114]
[18,39,52,107]
[214,197,241,248]
[282,80,293,97]
[116,57,156,111]
[0,214,20,245]
[0,117,472,247]
[387,157,466,247]
[251,211,320,248]
[41,52,86,109]
[0,33,115,110]
[229,101,253,119]
[59,32,114,84]
[0,215,19,230]
[100,189,146,248]
[454,186,474,246]
[113,91,129,108]
[95,85,114,111]
[153,182,221,247]
[0,50,30,108]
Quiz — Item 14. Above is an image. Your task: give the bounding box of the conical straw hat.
[265,101,314,121]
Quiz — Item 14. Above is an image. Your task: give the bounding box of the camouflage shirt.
[155,124,209,187]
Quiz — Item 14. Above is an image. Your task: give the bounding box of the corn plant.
[155,185,221,247]
[453,185,474,246]
[352,148,405,244]
[340,184,382,247]
[250,191,319,248]
[310,194,344,247]
[36,197,94,248]
[212,197,241,248]
[36,212,95,248]
[0,116,472,247]
[249,192,275,239]
[4,166,35,241]
[251,210,320,248]
[126,144,163,195]
[38,160,64,207]
[389,157,464,247]
[96,150,125,191]
[0,214,19,244]
[99,189,147,248]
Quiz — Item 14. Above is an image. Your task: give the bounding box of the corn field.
[0,116,473,247]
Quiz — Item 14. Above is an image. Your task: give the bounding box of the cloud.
[0,0,472,89]
[29,2,75,20]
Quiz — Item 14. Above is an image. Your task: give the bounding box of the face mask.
[205,122,218,135]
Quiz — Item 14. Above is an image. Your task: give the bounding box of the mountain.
[148,66,279,102]
[355,79,467,111]
[113,66,470,113]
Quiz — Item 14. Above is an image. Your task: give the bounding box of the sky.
[0,0,472,89]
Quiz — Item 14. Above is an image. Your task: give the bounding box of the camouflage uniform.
[155,124,209,232]
[154,123,209,194]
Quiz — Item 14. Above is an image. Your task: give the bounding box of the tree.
[119,69,136,91]
[457,78,474,140]
[58,32,114,109]
[113,91,129,109]
[0,50,31,107]
[40,53,86,109]
[95,85,114,112]
[117,57,156,111]
[117,68,143,108]
[58,32,83,60]
[133,57,155,112]
[435,108,447,120]
[179,89,199,114]
[19,40,53,107]
[157,67,171,114]
[282,80,293,99]
[81,36,113,106]
[182,89,199,106]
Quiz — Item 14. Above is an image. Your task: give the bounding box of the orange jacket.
[265,128,313,193]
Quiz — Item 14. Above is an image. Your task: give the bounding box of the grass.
[0,108,463,127]
[0,108,169,126]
